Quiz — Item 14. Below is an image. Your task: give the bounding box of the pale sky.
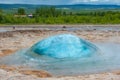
[0,0,120,5]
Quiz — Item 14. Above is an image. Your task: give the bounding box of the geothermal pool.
[0,34,120,76]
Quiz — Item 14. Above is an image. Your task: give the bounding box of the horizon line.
[0,3,120,6]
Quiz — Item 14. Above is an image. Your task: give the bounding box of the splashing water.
[0,34,120,76]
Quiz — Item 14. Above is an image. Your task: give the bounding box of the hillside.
[0,4,120,10]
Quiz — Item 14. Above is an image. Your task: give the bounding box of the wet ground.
[1,25,120,32]
[0,25,120,79]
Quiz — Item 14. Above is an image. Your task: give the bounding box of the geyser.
[29,34,100,58]
[1,34,120,76]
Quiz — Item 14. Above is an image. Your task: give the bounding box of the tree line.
[0,6,120,24]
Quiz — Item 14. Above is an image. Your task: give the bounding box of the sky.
[0,0,120,5]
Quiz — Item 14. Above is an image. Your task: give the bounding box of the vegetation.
[17,8,26,15]
[0,9,2,13]
[0,7,120,24]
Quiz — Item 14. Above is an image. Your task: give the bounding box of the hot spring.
[0,34,120,76]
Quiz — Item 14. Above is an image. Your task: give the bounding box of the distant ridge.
[0,4,120,10]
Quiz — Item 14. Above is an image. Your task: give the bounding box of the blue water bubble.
[29,34,100,58]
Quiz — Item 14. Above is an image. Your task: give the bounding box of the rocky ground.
[0,29,120,80]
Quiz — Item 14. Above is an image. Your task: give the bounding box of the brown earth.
[0,30,120,80]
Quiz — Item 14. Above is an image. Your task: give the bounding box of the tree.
[69,12,73,15]
[63,11,67,16]
[0,9,3,13]
[17,8,25,15]
[0,13,3,23]
[35,6,62,17]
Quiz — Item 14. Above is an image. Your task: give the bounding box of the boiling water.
[29,34,100,58]
[0,34,120,76]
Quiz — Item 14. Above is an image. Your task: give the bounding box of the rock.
[0,65,52,78]
[19,70,52,78]
[0,49,15,57]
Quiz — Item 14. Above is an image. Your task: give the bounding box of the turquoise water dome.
[29,34,100,58]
